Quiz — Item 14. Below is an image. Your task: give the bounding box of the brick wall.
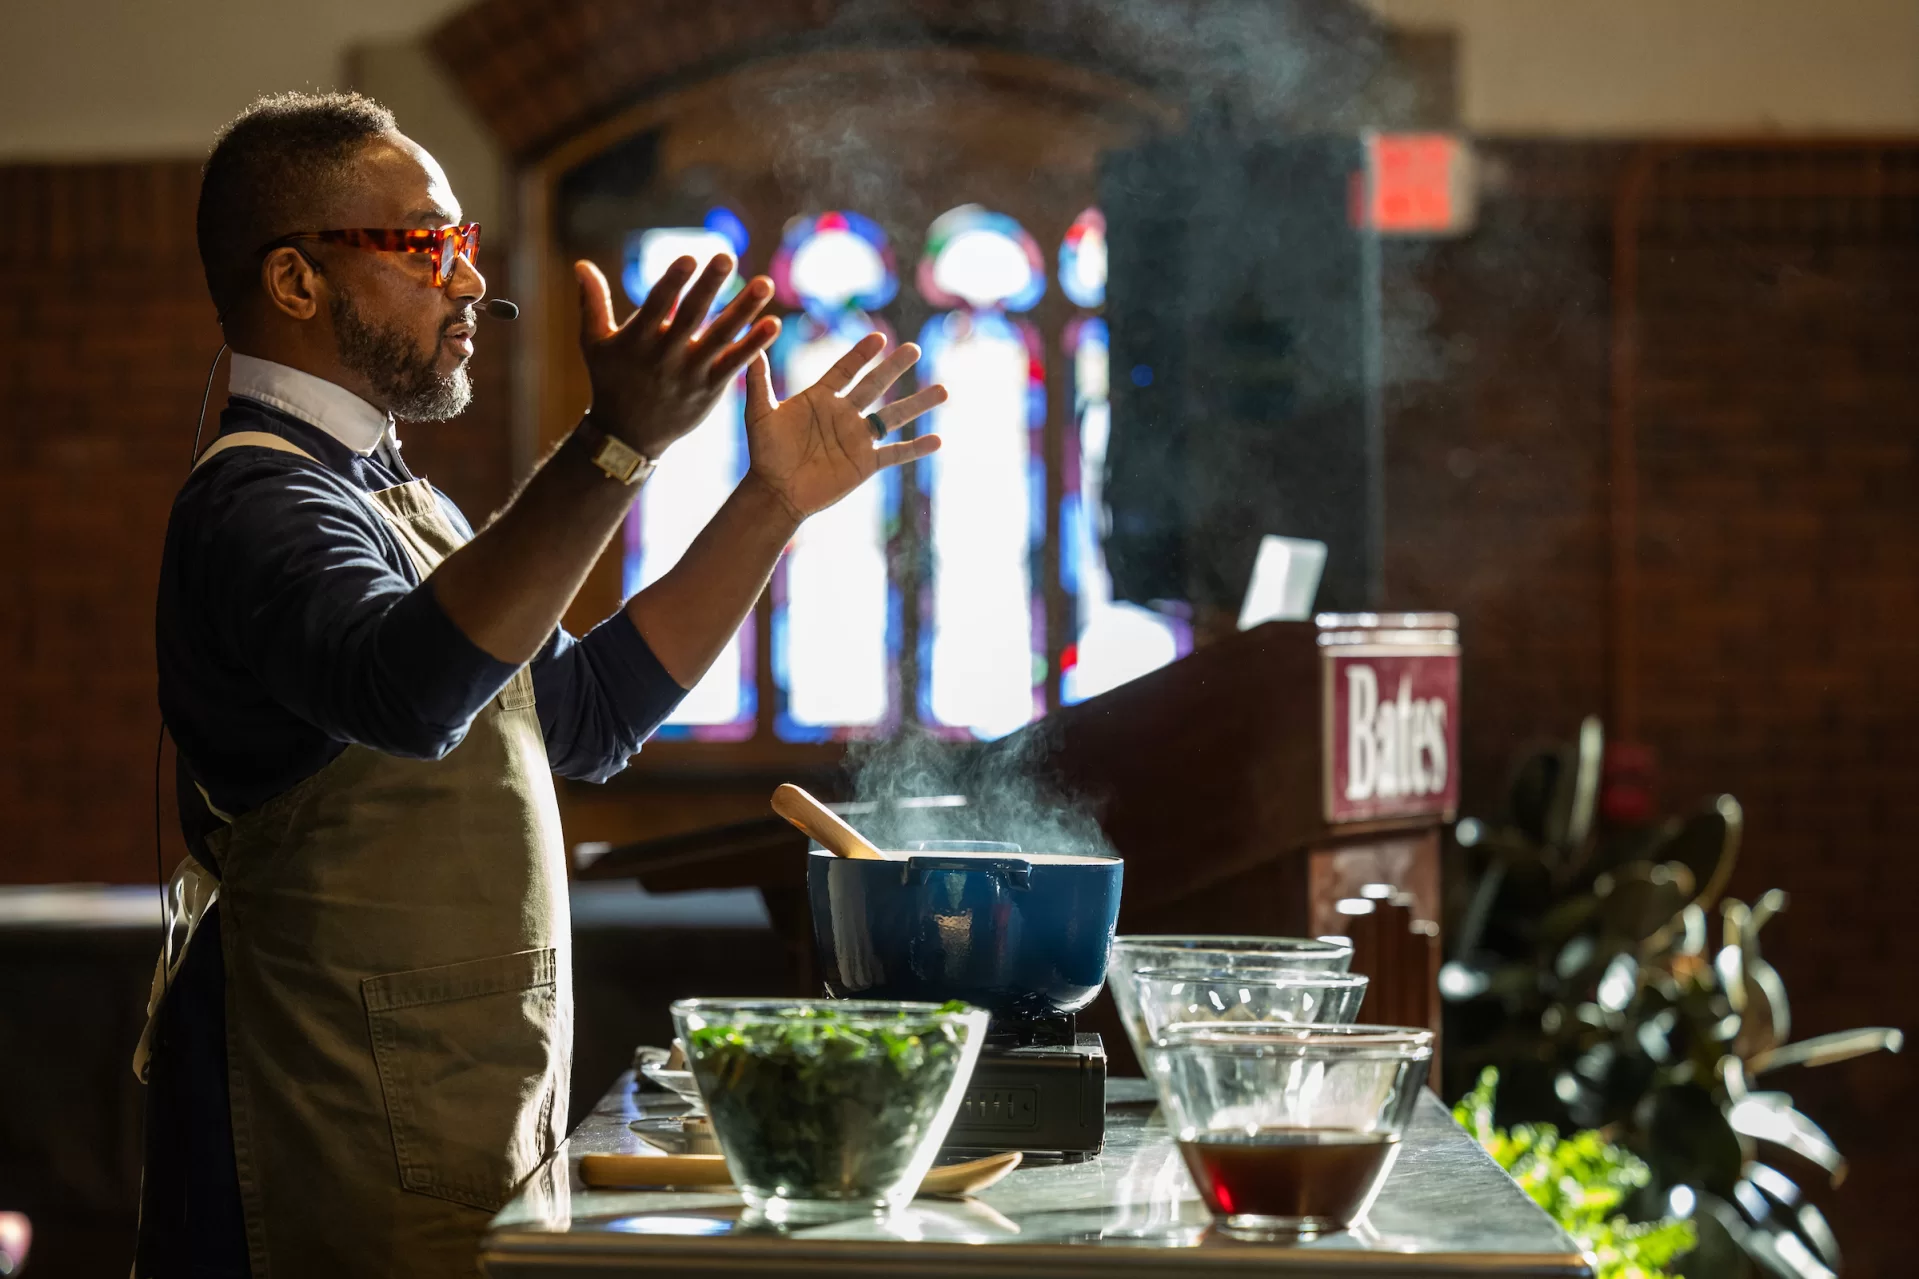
[0,160,513,886]
[1631,153,1918,1279]
[1382,141,1919,1277]
[0,161,212,886]
[1382,143,1626,818]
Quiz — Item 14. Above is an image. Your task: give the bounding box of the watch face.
[595,435,646,483]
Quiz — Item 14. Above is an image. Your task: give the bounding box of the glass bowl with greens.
[670,998,989,1222]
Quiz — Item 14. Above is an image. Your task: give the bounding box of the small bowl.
[672,998,989,1222]
[1108,936,1355,1060]
[1131,968,1369,1041]
[1145,1023,1433,1238]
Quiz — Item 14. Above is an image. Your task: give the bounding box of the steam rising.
[721,0,1422,239]
[844,726,1117,861]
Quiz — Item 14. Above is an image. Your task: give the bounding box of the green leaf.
[1746,1027,1903,1075]
[1725,1094,1846,1185]
[1457,1069,1695,1279]
[1641,1083,1744,1198]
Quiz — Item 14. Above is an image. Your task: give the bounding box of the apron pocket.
[363,948,560,1212]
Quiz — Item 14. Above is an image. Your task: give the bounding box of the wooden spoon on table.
[771,783,890,860]
[580,1149,1023,1198]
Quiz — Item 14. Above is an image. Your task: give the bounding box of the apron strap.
[132,856,222,1082]
[193,779,237,825]
[193,430,425,539]
[193,430,318,472]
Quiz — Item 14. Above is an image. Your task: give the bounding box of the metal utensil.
[628,1114,720,1155]
[579,1148,1023,1197]
[633,1043,704,1110]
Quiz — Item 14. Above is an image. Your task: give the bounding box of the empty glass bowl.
[1131,969,1369,1040]
[1145,1023,1433,1239]
[1108,935,1355,1060]
[672,998,989,1222]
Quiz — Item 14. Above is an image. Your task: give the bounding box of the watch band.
[577,416,655,486]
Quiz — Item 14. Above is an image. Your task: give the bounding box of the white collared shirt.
[228,355,395,456]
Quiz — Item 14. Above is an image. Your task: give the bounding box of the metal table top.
[483,1073,1588,1278]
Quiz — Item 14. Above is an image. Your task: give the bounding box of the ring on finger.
[864,412,889,441]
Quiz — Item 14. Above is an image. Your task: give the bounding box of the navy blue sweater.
[159,397,684,829]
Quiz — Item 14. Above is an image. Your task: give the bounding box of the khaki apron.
[141,431,570,1278]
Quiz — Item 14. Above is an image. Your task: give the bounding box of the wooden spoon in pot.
[771,783,890,860]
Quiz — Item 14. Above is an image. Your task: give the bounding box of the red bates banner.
[1324,650,1460,823]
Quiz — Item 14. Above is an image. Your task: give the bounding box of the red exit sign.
[1357,133,1475,236]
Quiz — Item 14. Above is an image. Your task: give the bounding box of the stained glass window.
[1058,206,1107,309]
[622,219,745,313]
[769,212,901,738]
[918,205,1047,312]
[609,200,1173,747]
[620,217,755,738]
[917,206,1046,739]
[772,210,897,315]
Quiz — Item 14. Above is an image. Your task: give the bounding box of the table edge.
[484,1232,1592,1275]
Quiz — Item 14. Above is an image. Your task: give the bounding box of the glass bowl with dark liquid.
[1145,1023,1434,1239]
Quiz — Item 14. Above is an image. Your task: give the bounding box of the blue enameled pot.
[807,842,1124,1020]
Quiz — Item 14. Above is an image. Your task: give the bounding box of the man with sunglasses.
[138,92,946,1278]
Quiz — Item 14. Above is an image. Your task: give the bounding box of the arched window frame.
[521,52,1180,776]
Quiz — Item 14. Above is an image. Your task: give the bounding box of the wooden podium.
[1013,612,1458,1066]
[582,613,1460,1070]
[1020,613,1457,941]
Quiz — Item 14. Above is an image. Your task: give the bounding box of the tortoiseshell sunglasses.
[262,222,481,288]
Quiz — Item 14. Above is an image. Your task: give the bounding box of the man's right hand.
[575,254,780,457]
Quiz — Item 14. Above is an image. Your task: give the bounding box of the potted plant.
[1443,717,1901,1278]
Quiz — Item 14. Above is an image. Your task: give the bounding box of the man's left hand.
[741,333,947,524]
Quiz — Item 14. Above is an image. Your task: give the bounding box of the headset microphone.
[480,298,520,320]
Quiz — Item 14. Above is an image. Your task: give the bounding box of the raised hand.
[575,255,779,457]
[741,333,948,523]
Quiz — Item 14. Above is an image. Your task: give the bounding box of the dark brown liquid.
[1178,1129,1399,1226]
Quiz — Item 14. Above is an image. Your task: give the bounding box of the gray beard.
[330,290,472,422]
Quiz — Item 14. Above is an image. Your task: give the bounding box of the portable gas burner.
[942,1013,1107,1161]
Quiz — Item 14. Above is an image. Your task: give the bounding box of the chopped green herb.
[686,1003,975,1203]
